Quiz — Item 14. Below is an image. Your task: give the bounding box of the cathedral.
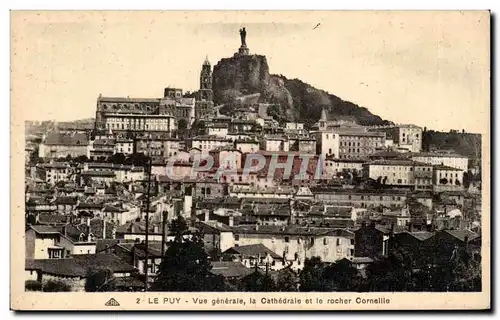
[94,56,216,136]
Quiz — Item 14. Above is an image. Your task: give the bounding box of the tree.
[408,200,430,221]
[323,259,360,291]
[109,153,126,164]
[85,267,116,292]
[25,280,42,291]
[365,249,413,292]
[28,151,41,165]
[177,119,188,134]
[152,216,226,291]
[74,155,89,163]
[125,153,149,166]
[299,257,328,291]
[239,270,277,292]
[43,279,72,292]
[276,268,298,292]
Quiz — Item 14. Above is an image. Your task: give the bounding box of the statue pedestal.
[236,45,249,56]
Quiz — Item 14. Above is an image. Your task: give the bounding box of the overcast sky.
[11,11,489,133]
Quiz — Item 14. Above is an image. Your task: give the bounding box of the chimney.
[228,215,234,227]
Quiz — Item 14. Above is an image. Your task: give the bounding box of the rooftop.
[26,253,136,277]
[223,244,281,259]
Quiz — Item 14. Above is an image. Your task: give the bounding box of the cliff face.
[212,53,390,128]
[212,55,270,102]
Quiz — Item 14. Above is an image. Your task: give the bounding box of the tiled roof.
[104,205,126,213]
[412,192,433,198]
[351,257,374,264]
[366,159,431,167]
[443,230,480,242]
[232,225,343,236]
[191,135,232,141]
[324,206,352,217]
[96,239,120,253]
[26,197,52,206]
[81,170,116,177]
[116,221,161,235]
[433,164,461,171]
[210,261,253,278]
[42,162,71,169]
[30,225,60,234]
[224,244,281,259]
[53,196,78,205]
[37,214,71,225]
[25,253,136,277]
[77,202,104,209]
[405,231,435,241]
[198,221,233,232]
[411,152,468,159]
[99,96,160,103]
[131,242,164,258]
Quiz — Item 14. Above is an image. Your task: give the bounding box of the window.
[324,238,328,245]
[285,236,290,243]
[297,237,302,244]
[336,238,341,246]
[234,235,239,241]
[310,237,315,245]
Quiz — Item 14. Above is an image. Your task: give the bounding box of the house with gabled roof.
[223,244,284,270]
[26,224,98,260]
[25,253,137,292]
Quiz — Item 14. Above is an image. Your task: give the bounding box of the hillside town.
[24,30,483,293]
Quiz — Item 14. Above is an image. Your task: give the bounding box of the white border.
[4,1,498,319]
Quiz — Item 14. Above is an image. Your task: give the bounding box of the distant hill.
[423,130,482,165]
[212,54,391,128]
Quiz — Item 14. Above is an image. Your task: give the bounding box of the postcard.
[11,10,490,310]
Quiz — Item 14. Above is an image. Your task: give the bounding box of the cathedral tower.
[199,55,213,101]
[195,56,215,120]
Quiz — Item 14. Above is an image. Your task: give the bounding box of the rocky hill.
[212,54,391,128]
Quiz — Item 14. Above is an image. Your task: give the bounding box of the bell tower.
[199,55,213,101]
[195,55,215,120]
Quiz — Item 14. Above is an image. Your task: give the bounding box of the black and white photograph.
[11,10,490,310]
